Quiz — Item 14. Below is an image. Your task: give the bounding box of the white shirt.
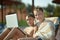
[33,20,55,40]
[24,27,34,35]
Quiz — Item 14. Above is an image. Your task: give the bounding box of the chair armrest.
[18,37,38,40]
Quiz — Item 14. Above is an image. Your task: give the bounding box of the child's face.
[37,11,44,21]
[26,16,34,26]
[34,10,44,22]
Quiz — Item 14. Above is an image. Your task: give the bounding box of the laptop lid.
[6,13,18,28]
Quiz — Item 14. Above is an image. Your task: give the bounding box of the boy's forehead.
[38,11,43,14]
[26,16,28,19]
[26,16,34,20]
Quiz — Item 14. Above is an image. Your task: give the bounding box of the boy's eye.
[26,19,29,21]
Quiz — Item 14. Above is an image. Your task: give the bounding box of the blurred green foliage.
[44,10,49,17]
[18,20,28,27]
[53,6,60,17]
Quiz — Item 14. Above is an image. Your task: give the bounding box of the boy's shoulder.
[44,20,54,24]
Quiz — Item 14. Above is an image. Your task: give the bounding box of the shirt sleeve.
[33,21,55,40]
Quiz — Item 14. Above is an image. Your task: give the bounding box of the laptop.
[6,13,18,28]
[5,13,26,35]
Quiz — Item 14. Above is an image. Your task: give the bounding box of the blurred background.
[0,0,60,33]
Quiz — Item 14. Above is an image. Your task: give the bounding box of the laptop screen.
[6,13,18,28]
